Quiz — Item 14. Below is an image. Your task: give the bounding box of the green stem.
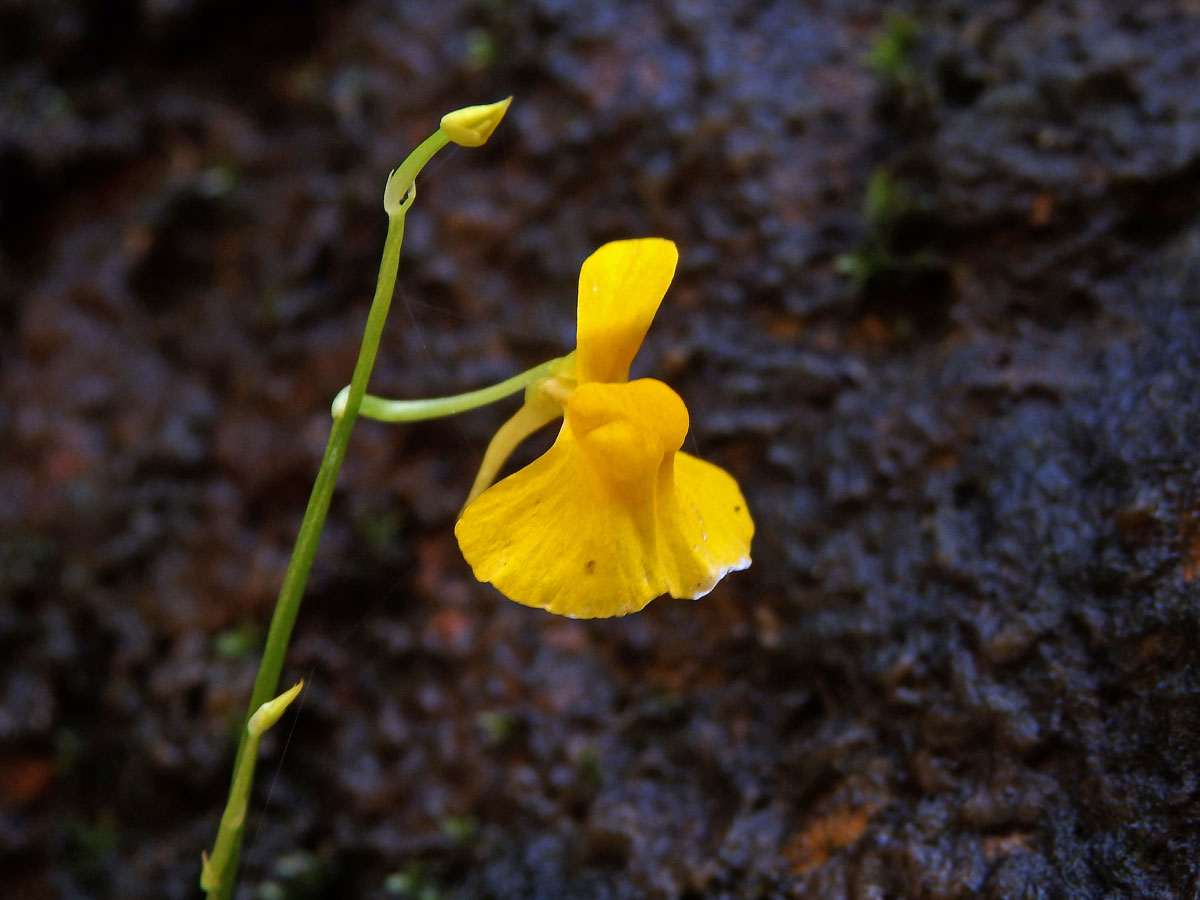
[201,682,303,896]
[330,354,571,423]
[385,131,449,215]
[205,93,514,896]
[205,138,439,900]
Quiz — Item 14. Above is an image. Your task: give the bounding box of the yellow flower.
[455,238,754,618]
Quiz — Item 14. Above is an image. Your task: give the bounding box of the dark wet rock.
[5,0,1200,897]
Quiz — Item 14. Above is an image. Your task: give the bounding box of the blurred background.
[4,1,1200,897]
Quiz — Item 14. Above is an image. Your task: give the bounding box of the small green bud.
[440,97,512,147]
[331,384,351,420]
[247,681,304,739]
[200,852,219,891]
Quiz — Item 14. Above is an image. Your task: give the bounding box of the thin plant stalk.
[203,99,512,900]
[204,174,419,900]
[330,353,571,422]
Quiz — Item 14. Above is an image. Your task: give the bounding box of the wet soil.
[3,1,1200,898]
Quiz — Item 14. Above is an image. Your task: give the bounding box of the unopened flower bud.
[440,97,512,147]
[247,681,304,739]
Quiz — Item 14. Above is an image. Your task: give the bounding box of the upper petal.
[576,238,678,384]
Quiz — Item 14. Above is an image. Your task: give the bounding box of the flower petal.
[576,238,678,384]
[463,390,561,506]
[456,378,752,617]
[656,451,754,600]
[455,421,665,618]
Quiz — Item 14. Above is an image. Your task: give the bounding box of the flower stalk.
[331,353,573,422]
[202,100,511,900]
